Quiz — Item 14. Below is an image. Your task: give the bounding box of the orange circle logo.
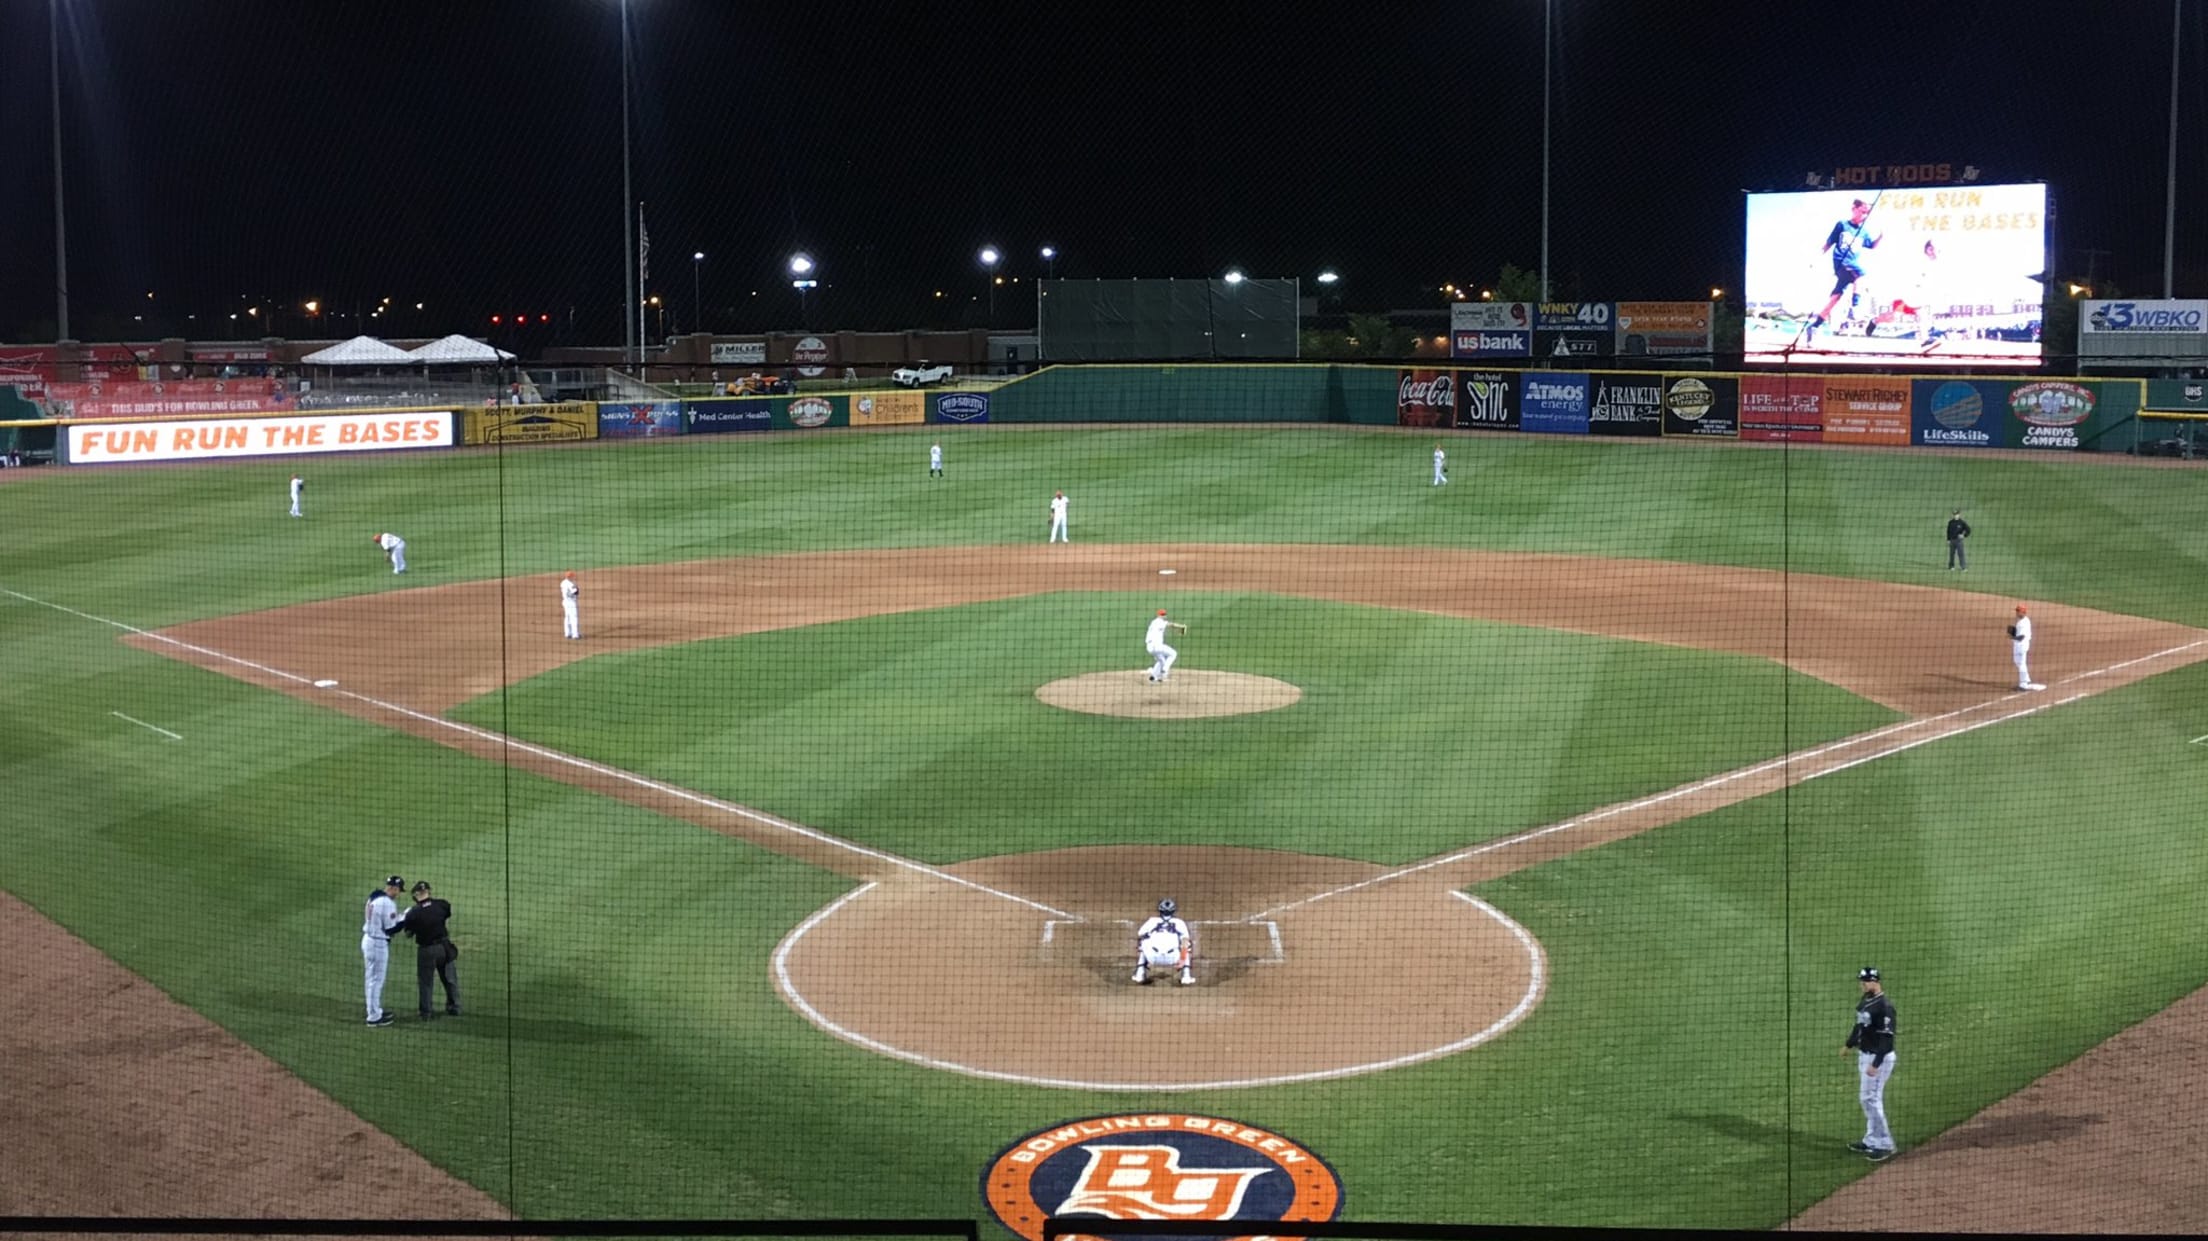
[982,1113,1343,1241]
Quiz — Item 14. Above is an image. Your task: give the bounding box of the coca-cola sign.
[1397,369,1456,427]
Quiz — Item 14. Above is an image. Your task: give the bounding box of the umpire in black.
[1946,508,1971,571]
[393,880,462,1019]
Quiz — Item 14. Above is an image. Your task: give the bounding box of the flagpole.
[637,202,648,363]
[620,0,635,367]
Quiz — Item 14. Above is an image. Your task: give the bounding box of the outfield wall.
[21,365,2160,465]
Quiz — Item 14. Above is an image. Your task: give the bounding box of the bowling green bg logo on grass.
[982,1113,1343,1241]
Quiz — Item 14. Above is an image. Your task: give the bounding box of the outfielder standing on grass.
[930,442,943,479]
[1844,967,1898,1160]
[1432,443,1448,486]
[360,875,406,1027]
[289,474,305,518]
[374,531,407,574]
[1048,491,1070,543]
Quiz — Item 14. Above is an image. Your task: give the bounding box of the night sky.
[0,0,2201,344]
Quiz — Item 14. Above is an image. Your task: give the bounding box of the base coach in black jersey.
[1844,967,1898,1160]
[394,880,461,1019]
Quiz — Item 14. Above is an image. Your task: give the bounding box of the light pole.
[50,0,69,340]
[692,251,705,334]
[2163,0,2182,297]
[1540,0,1552,303]
[1041,245,1057,280]
[979,246,1001,325]
[789,253,816,327]
[620,0,636,366]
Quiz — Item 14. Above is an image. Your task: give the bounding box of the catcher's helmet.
[1158,898,1177,917]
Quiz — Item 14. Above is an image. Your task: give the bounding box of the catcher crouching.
[1132,898,1195,986]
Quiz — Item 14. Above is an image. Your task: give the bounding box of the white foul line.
[1253,638,2208,922]
[776,883,1544,1092]
[110,711,182,741]
[4,587,1073,920]
[2191,734,2208,746]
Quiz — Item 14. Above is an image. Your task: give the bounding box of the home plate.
[314,679,339,688]
[1159,568,1177,575]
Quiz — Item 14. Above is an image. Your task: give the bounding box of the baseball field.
[4,423,2207,1231]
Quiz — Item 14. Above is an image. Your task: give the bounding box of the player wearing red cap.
[2009,604,2043,691]
[560,571,581,640]
[1144,608,1188,683]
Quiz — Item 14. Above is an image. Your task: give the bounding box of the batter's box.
[1040,918,1284,971]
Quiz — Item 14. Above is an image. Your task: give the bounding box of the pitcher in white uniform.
[1048,491,1070,543]
[1145,608,1187,682]
[560,571,582,640]
[361,875,405,1026]
[1132,898,1196,986]
[2010,604,2043,691]
[289,474,305,518]
[374,531,407,574]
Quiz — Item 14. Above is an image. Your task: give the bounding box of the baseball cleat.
[1180,970,1195,986]
[1845,1140,1872,1153]
[1863,1147,1895,1161]
[2024,682,2046,691]
[367,1014,395,1027]
[1132,966,1149,984]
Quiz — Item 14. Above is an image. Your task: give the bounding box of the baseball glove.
[2006,624,2018,639]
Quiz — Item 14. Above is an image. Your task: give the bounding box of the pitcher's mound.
[1036,670,1303,719]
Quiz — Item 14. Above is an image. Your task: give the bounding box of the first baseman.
[1048,491,1070,543]
[1132,898,1195,986]
[1844,966,1898,1159]
[361,874,406,1026]
[374,531,407,574]
[1432,443,1448,486]
[560,571,581,640]
[289,474,305,518]
[1145,608,1187,682]
[2009,604,2043,691]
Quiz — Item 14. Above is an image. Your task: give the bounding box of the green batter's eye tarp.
[1039,277,1301,361]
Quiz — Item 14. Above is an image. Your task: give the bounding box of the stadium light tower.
[789,252,817,326]
[1041,245,1057,279]
[980,246,1002,324]
[692,251,705,334]
[1315,270,1340,285]
[619,0,637,366]
[49,0,70,340]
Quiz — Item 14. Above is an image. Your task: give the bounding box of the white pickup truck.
[891,362,954,387]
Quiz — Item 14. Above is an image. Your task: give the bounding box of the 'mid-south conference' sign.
[65,411,457,464]
[983,1114,1343,1241]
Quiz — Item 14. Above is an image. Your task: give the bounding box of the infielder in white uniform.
[361,875,405,1026]
[929,443,943,478]
[289,474,305,518]
[1145,608,1187,682]
[1432,443,1448,486]
[374,531,407,574]
[560,571,581,640]
[1048,491,1070,543]
[1132,897,1196,986]
[2009,603,2043,691]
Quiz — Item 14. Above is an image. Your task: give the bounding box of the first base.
[313,679,339,688]
[1159,568,1177,575]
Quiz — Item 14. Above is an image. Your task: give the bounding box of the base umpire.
[394,880,462,1019]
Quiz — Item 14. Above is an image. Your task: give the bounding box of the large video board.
[1744,183,2046,366]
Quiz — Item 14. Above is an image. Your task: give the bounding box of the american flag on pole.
[637,205,650,284]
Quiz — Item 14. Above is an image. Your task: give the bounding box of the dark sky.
[1,0,2201,344]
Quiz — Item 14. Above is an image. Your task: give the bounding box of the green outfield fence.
[3,362,2206,1237]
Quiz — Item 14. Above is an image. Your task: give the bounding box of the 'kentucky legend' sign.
[983,1114,1343,1241]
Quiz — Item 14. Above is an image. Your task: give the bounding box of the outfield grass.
[453,593,1896,864]
[3,428,2207,1228]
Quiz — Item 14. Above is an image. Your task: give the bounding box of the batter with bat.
[1806,194,1885,343]
[1144,608,1187,683]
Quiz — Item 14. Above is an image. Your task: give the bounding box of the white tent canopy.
[298,335,417,365]
[407,334,515,363]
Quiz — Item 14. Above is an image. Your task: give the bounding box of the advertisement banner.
[1739,374,1825,442]
[685,398,773,434]
[709,340,769,364]
[1534,302,1617,363]
[1744,183,2047,367]
[186,345,272,363]
[1450,302,1534,359]
[1615,302,1714,356]
[2007,380,2097,451]
[1587,373,1665,438]
[775,394,846,430]
[1912,379,2009,448]
[1661,375,1739,438]
[792,336,832,377]
[2081,300,2208,334]
[1821,377,1912,446]
[2146,378,2208,411]
[852,390,925,426]
[463,402,598,445]
[933,391,990,423]
[0,348,56,395]
[1455,371,1519,431]
[1520,372,1590,435]
[46,378,295,419]
[65,410,456,465]
[1396,369,1456,427]
[598,400,685,438]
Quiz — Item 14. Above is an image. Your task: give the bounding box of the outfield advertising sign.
[2080,300,2208,334]
[1821,376,1912,446]
[1912,379,2008,448]
[1534,302,1616,363]
[934,392,990,423]
[1520,372,1590,434]
[686,398,773,433]
[1739,374,1824,442]
[852,390,926,426]
[1616,302,1714,356]
[1396,369,1456,427]
[64,410,456,465]
[1587,372,1664,438]
[1450,302,1533,359]
[599,401,685,438]
[1661,375,1738,438]
[1455,371,1519,430]
[2008,380,2096,450]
